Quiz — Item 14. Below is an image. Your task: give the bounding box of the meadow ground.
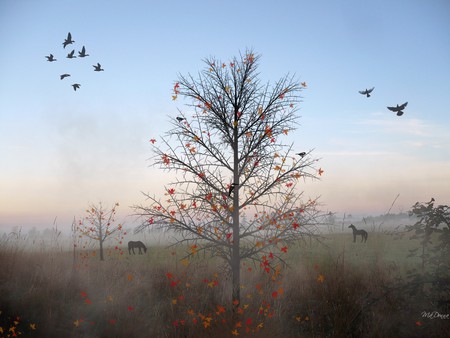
[0,231,448,337]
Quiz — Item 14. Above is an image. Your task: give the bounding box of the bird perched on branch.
[359,87,374,97]
[176,117,185,122]
[72,83,81,91]
[387,102,408,116]
[78,46,89,58]
[60,74,70,80]
[46,54,57,62]
[93,63,104,71]
[296,152,306,158]
[66,50,76,59]
[63,32,74,48]
[228,183,238,197]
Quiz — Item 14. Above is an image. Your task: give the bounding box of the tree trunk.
[100,239,104,261]
[99,218,104,261]
[231,111,240,316]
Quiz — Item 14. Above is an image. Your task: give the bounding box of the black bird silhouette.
[63,32,74,48]
[78,46,89,58]
[228,183,238,197]
[72,83,81,91]
[93,63,104,71]
[359,87,374,97]
[66,50,77,59]
[296,152,306,158]
[387,102,408,116]
[46,54,57,62]
[60,74,71,80]
[176,117,185,122]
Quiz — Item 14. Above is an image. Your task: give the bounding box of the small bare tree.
[77,202,122,261]
[133,51,323,310]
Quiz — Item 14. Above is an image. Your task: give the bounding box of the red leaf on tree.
[168,188,175,195]
[281,246,288,253]
[162,154,170,165]
[149,138,156,144]
[206,193,213,201]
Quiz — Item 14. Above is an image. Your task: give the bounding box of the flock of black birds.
[45,32,104,91]
[358,87,408,116]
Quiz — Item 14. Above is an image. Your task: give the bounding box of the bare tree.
[77,202,122,261]
[133,51,323,310]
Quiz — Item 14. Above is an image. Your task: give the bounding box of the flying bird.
[228,183,238,197]
[359,87,374,97]
[45,54,57,62]
[296,152,306,158]
[60,74,71,80]
[176,117,185,122]
[63,32,75,48]
[66,49,76,59]
[387,102,408,116]
[72,83,81,91]
[93,63,104,71]
[78,46,89,58]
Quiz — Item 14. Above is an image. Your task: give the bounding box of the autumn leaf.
[317,274,325,283]
[318,168,324,176]
[172,95,177,100]
[231,329,239,336]
[301,81,307,88]
[272,291,278,298]
[281,246,288,253]
[162,154,170,165]
[217,305,226,314]
[167,188,175,195]
[149,138,156,144]
[127,274,134,281]
[30,323,37,330]
[127,306,134,311]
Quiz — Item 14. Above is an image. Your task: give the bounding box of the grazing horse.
[348,224,368,243]
[128,241,147,255]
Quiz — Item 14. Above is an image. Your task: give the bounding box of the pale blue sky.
[1,0,449,230]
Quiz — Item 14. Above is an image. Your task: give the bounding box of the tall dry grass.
[1,231,448,337]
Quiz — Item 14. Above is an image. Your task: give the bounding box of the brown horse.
[348,224,368,243]
[128,241,147,255]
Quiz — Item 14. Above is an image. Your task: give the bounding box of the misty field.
[1,230,448,338]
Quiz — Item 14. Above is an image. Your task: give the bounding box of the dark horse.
[348,224,368,243]
[128,241,147,255]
